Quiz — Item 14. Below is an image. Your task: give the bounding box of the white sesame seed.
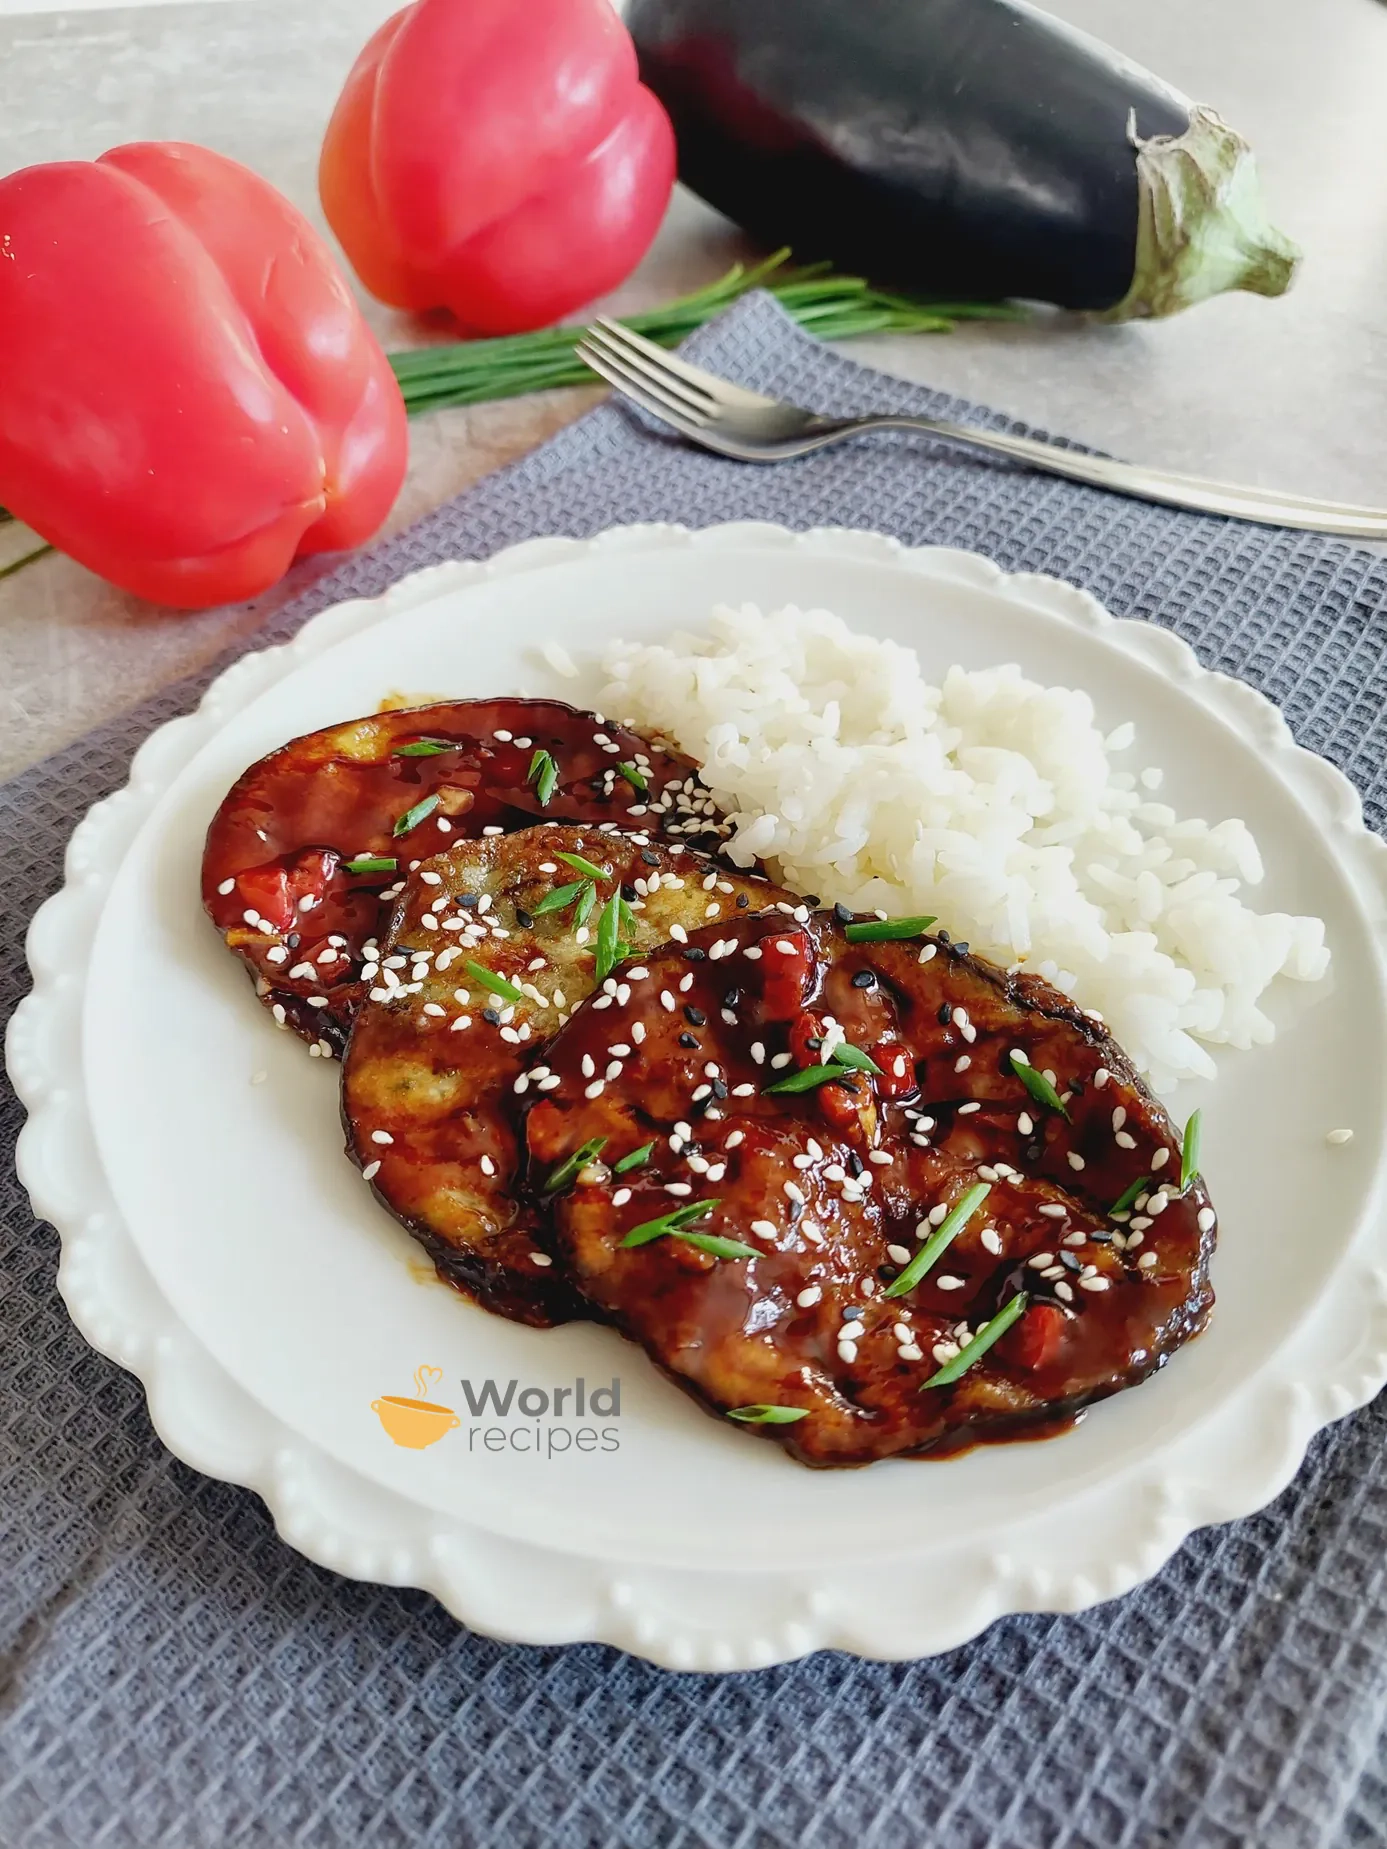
[631,1021,646,1044]
[1147,1190,1169,1214]
[1027,1251,1055,1269]
[1062,1230,1087,1247]
[725,1131,745,1150]
[750,1220,777,1238]
[887,1243,912,1265]
[584,1080,605,1100]
[1067,1151,1086,1171]
[669,923,688,943]
[1198,1206,1217,1232]
[936,1275,965,1291]
[217,878,237,896]
[750,1041,766,1065]
[451,1015,473,1031]
[1094,1067,1110,1088]
[770,1052,793,1069]
[958,1102,981,1116]
[743,946,762,960]
[665,1182,692,1196]
[679,973,695,993]
[1126,1229,1145,1247]
[955,1055,972,1073]
[784,1181,806,1205]
[1079,1275,1110,1293]
[1041,1265,1065,1280]
[370,1130,393,1145]
[1138,1251,1159,1270]
[731,1083,756,1097]
[918,945,937,964]
[801,1219,825,1246]
[1151,1147,1171,1170]
[1038,1204,1068,1219]
[692,1084,712,1102]
[928,1203,950,1227]
[981,1227,1003,1257]
[869,1150,893,1166]
[1327,1128,1354,1146]
[1114,1131,1137,1149]
[1054,1281,1074,1302]
[796,1286,822,1308]
[976,1164,998,1182]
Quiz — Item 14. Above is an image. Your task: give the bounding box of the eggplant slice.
[202,698,723,1055]
[341,823,792,1325]
[526,912,1216,1464]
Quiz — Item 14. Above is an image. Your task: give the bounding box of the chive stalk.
[882,1182,992,1299]
[920,1292,1029,1389]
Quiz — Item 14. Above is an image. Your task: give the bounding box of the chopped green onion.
[1110,1175,1151,1216]
[527,749,559,806]
[594,892,623,984]
[1009,1053,1070,1120]
[612,1140,655,1175]
[726,1404,810,1425]
[555,850,608,882]
[843,915,936,943]
[342,855,397,875]
[392,792,441,837]
[882,1182,992,1299]
[676,1231,761,1260]
[763,1064,864,1096]
[622,1199,720,1248]
[830,1042,884,1076]
[543,1136,608,1194]
[1180,1110,1202,1191]
[393,738,456,757]
[573,881,597,928]
[530,879,589,916]
[618,896,639,937]
[463,960,524,1004]
[616,762,649,794]
[920,1292,1029,1389]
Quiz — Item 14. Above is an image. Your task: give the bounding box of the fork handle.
[814,414,1387,540]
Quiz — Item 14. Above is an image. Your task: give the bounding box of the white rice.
[600,602,1330,1091]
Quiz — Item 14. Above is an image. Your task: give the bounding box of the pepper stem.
[1104,104,1300,321]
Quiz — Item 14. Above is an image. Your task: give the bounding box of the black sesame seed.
[1089,1231,1113,1245]
[679,1032,698,1049]
[287,933,301,950]
[1026,1143,1043,1164]
[842,1306,865,1321]
[953,941,970,955]
[938,1003,953,1025]
[847,1151,864,1178]
[712,1079,729,1099]
[833,902,854,924]
[684,1006,706,1026]
[482,1007,501,1024]
[735,894,749,909]
[877,1264,899,1282]
[723,988,741,1007]
[683,946,707,961]
[640,849,660,866]
[458,893,480,910]
[1060,1251,1081,1272]
[936,929,950,944]
[620,883,637,902]
[807,1036,823,1051]
[852,969,876,990]
[514,908,534,929]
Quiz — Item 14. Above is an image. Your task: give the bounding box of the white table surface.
[2,0,1385,778]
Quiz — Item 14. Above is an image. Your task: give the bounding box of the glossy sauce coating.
[341,822,790,1325]
[202,698,720,1052]
[527,912,1216,1466]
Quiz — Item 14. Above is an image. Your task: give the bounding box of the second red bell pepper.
[0,142,407,609]
[319,0,676,335]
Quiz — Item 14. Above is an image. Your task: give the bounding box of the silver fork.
[577,316,1387,541]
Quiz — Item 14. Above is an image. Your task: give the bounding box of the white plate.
[11,523,1387,1671]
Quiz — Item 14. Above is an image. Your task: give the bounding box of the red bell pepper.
[320,0,676,335]
[0,143,407,609]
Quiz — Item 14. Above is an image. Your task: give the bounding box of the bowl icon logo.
[372,1364,459,1449]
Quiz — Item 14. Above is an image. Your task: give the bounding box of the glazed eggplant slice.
[202,698,723,1055]
[527,912,1216,1464]
[341,822,791,1325]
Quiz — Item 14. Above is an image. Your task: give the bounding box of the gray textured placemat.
[5,293,1387,1849]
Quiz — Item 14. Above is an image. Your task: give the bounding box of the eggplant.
[626,0,1299,319]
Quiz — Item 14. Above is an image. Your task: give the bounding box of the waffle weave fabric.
[4,293,1387,1849]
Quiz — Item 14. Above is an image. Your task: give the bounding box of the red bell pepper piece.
[999,1302,1069,1372]
[0,143,407,609]
[760,932,815,1021]
[319,0,676,335]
